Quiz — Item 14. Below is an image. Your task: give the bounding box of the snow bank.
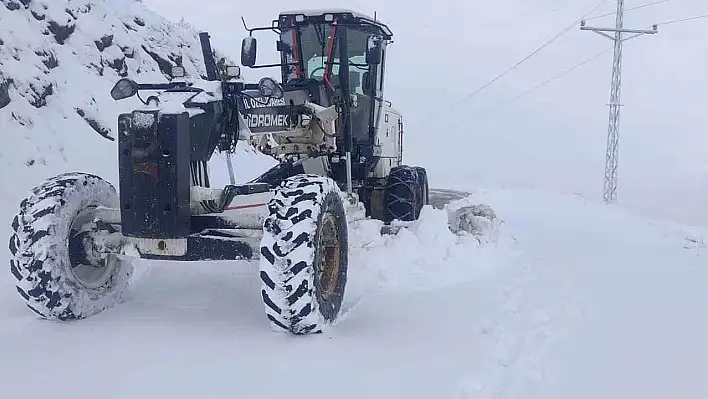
[346,203,519,297]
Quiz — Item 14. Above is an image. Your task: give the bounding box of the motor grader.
[8,9,429,334]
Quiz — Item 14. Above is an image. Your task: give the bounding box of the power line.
[427,10,708,139]
[448,0,608,109]
[415,4,708,136]
[585,0,670,21]
[471,47,613,120]
[470,14,707,119]
[656,13,708,25]
[588,3,708,27]
[423,48,612,140]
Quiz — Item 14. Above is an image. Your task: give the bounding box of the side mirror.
[241,36,257,67]
[110,78,138,100]
[258,77,284,99]
[366,35,383,65]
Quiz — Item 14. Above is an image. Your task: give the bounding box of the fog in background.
[144,0,708,225]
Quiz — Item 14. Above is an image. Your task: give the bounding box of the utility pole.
[581,0,658,204]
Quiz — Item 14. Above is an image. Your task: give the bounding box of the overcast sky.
[144,0,708,225]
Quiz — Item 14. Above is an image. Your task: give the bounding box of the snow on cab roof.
[279,9,369,18]
[278,9,393,37]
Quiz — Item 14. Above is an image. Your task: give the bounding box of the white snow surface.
[3,178,708,397]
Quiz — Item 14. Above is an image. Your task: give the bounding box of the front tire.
[9,172,133,320]
[259,174,349,334]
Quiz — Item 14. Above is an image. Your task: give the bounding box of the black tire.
[384,165,424,223]
[413,166,429,213]
[259,174,349,335]
[9,172,134,321]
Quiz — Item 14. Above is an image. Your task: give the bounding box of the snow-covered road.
[453,189,708,398]
[2,187,707,398]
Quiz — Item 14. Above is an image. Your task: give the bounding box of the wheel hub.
[317,212,341,299]
[68,207,121,289]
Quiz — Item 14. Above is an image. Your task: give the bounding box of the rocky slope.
[0,0,231,208]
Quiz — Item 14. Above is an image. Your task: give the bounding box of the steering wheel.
[309,66,326,79]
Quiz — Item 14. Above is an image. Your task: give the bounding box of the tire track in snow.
[453,250,582,399]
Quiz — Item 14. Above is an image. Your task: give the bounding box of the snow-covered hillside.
[0,0,248,211]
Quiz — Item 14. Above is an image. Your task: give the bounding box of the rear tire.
[384,165,425,222]
[9,172,133,321]
[413,166,429,214]
[259,174,348,334]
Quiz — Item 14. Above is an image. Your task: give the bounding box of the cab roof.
[277,9,393,39]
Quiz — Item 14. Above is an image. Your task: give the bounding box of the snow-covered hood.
[137,79,225,117]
